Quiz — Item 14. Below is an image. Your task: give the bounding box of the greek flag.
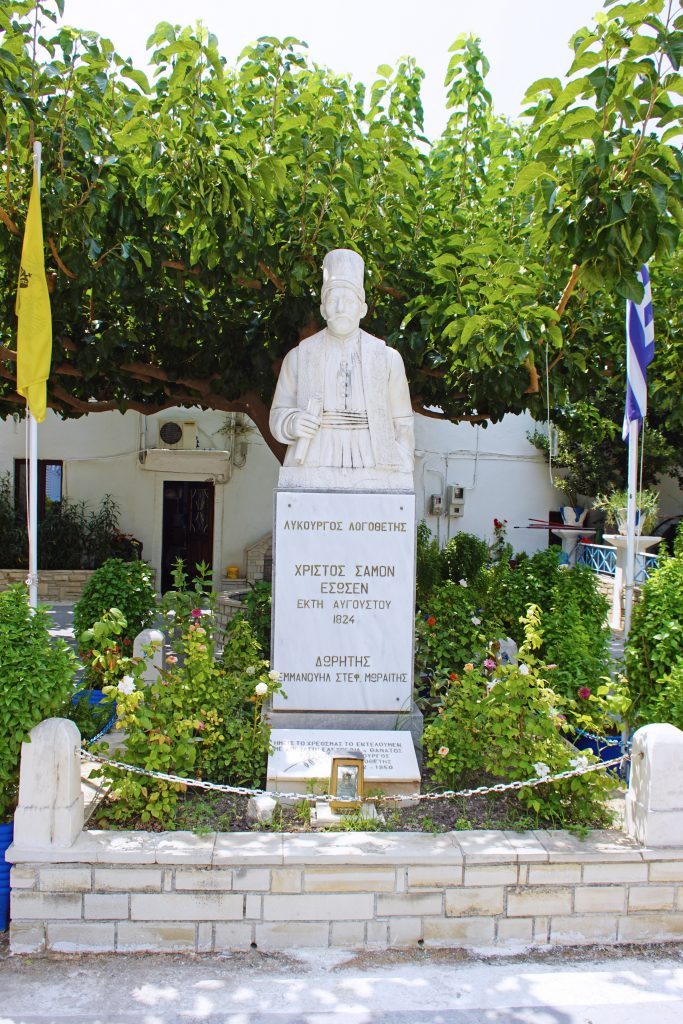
[622,264,654,440]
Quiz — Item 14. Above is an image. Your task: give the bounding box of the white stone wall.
[9,830,683,954]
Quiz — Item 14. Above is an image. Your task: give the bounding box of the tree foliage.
[1,0,682,467]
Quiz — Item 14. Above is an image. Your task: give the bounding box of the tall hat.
[321,249,365,302]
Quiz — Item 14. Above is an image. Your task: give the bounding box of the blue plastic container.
[572,729,628,779]
[0,820,14,931]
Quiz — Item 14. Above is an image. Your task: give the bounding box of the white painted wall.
[414,412,564,556]
[2,407,680,587]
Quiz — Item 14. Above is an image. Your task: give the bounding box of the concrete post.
[625,723,683,846]
[13,718,84,848]
[133,628,164,685]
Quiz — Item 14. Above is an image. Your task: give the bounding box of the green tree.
[0,1,681,474]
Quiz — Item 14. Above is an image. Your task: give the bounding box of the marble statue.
[270,249,415,490]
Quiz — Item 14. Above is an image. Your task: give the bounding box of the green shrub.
[0,585,77,820]
[0,471,27,568]
[93,616,281,826]
[440,531,489,586]
[414,580,496,695]
[540,564,611,702]
[423,605,614,828]
[226,581,272,659]
[625,544,683,723]
[73,558,156,649]
[415,520,441,608]
[0,480,124,570]
[651,661,683,731]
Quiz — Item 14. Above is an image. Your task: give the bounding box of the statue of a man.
[270,249,415,490]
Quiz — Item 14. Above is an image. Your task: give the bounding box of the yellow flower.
[464,662,474,672]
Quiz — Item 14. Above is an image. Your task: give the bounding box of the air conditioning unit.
[158,420,198,451]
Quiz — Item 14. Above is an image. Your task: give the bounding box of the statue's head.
[320,249,368,338]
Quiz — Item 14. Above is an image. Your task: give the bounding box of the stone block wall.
[9,830,683,954]
[0,569,95,602]
[245,534,272,584]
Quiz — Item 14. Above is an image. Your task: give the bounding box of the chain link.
[81,748,629,805]
[82,711,118,748]
[572,727,630,749]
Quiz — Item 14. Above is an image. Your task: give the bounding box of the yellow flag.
[16,161,52,423]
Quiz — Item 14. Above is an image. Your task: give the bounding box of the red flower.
[450,672,458,681]
[427,616,436,627]
[578,686,591,699]
[191,608,202,618]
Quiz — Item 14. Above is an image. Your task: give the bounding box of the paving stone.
[155,832,216,865]
[47,921,116,953]
[376,892,443,917]
[93,867,163,892]
[38,866,92,892]
[116,921,197,952]
[445,886,504,917]
[628,885,675,911]
[304,866,395,893]
[254,921,329,949]
[263,892,373,921]
[549,915,618,944]
[174,868,233,891]
[130,892,242,921]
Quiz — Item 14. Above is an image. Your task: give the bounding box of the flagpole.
[28,410,39,608]
[27,140,42,610]
[623,418,639,638]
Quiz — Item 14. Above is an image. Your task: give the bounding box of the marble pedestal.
[267,488,422,793]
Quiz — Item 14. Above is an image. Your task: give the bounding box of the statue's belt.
[320,411,369,429]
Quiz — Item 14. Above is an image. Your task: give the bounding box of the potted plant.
[593,488,659,536]
[526,429,591,525]
[0,585,76,930]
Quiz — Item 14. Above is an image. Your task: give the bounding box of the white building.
[1,407,680,590]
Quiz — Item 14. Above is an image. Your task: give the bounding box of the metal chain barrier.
[82,711,118,748]
[80,748,629,805]
[572,727,630,749]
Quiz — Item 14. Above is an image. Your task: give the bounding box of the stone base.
[266,728,421,799]
[264,700,423,754]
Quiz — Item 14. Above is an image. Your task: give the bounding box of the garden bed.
[88,767,622,835]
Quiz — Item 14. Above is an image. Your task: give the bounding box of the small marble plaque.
[266,729,420,797]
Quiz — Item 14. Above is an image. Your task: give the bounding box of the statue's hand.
[290,410,321,439]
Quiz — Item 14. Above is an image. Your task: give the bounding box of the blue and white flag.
[622,264,655,440]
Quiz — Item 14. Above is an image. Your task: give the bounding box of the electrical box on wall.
[446,485,465,517]
[429,494,443,516]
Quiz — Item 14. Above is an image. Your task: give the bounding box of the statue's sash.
[296,330,398,468]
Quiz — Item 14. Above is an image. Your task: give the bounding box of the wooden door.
[161,481,214,592]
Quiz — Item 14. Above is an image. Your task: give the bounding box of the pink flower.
[197,720,205,730]
[191,608,202,618]
[166,655,178,665]
[483,658,496,671]
[578,686,591,700]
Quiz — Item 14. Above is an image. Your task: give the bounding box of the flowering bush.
[78,607,140,689]
[489,517,511,564]
[414,581,497,697]
[94,607,282,826]
[424,605,614,827]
